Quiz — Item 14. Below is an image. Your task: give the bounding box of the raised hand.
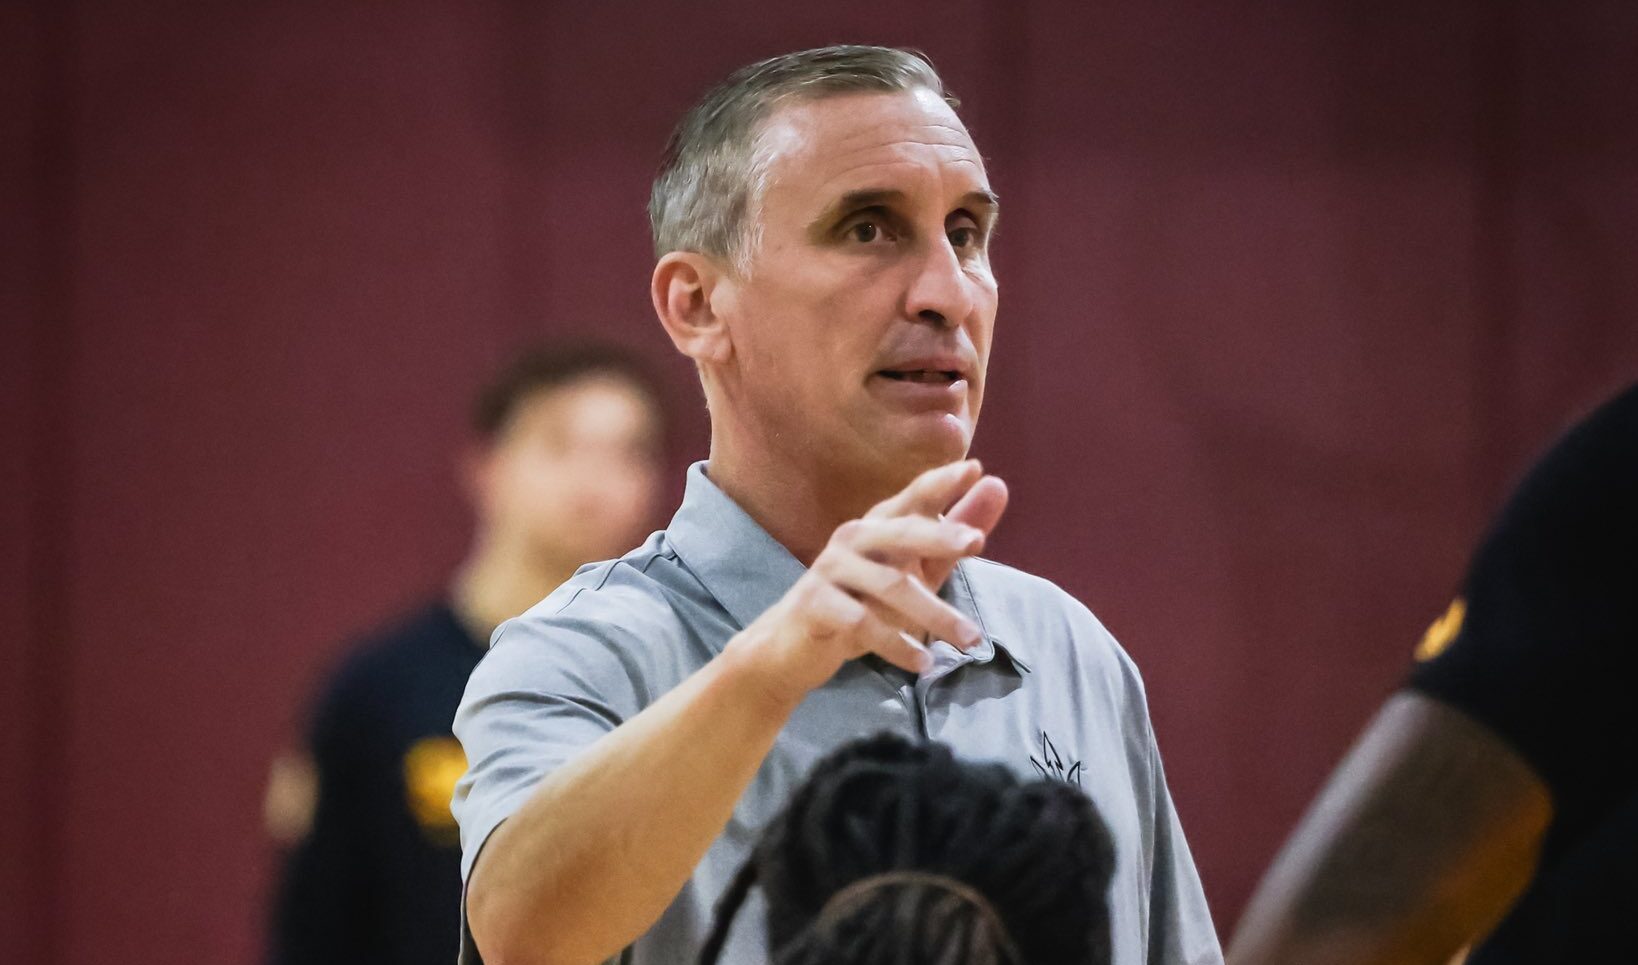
[733,460,1009,702]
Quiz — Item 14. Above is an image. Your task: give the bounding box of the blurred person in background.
[698,732,1118,965]
[264,342,666,965]
[1226,382,1637,965]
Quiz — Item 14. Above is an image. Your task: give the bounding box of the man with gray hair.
[453,46,1222,965]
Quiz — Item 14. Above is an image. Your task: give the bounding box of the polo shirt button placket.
[914,640,980,740]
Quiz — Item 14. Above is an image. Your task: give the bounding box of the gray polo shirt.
[453,462,1221,965]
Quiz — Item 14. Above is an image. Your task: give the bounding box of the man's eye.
[949,227,976,248]
[849,221,882,243]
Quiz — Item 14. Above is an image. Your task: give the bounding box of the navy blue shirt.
[269,601,483,965]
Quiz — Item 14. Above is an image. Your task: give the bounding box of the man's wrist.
[716,627,813,721]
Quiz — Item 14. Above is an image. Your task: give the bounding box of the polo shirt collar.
[666,462,808,633]
[665,461,1028,673]
[943,559,1031,673]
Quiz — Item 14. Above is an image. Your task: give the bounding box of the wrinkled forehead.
[754,89,989,213]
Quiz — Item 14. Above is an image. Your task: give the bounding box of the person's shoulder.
[959,557,1138,677]
[1581,380,1638,438]
[503,532,700,645]
[960,555,1078,603]
[1512,381,1638,505]
[298,601,456,746]
[358,601,465,659]
[474,532,714,702]
[316,602,451,701]
[960,556,1111,631]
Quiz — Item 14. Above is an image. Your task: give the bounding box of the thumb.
[924,475,1009,590]
[945,475,1008,537]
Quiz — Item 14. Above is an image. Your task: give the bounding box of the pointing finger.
[866,460,982,520]
[924,475,1009,590]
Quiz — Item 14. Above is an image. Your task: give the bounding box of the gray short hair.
[649,46,956,273]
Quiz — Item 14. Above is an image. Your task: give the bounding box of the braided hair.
[698,733,1116,965]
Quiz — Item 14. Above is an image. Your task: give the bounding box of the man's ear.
[457,442,497,520]
[651,251,732,366]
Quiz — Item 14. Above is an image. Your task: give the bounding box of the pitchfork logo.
[1029,730,1083,787]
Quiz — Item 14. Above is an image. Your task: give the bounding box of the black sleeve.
[1407,383,1638,826]
[267,669,378,965]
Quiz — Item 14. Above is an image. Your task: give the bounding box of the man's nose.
[903,237,976,328]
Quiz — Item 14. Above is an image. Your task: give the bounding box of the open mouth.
[878,370,961,384]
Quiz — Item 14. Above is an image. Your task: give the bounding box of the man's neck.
[705,441,902,567]
[450,540,579,644]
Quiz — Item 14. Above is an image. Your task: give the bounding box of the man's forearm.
[466,636,801,965]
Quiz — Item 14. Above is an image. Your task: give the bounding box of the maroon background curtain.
[5,2,1637,962]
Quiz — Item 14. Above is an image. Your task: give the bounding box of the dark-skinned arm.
[1227,692,1552,965]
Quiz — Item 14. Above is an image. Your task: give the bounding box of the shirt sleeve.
[1407,384,1638,823]
[453,601,679,879]
[1059,590,1224,965]
[1142,737,1223,965]
[1117,663,1223,965]
[450,591,685,965]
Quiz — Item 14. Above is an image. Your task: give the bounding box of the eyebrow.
[811,187,1001,232]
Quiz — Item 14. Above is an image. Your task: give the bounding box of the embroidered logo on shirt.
[403,736,467,841]
[1029,730,1083,787]
[1415,598,1466,661]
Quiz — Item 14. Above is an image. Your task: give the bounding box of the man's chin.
[871,416,973,478]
